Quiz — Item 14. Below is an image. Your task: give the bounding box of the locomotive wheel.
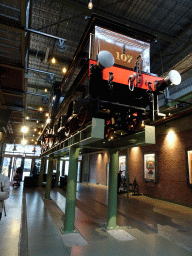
[65,125,70,137]
[78,108,88,127]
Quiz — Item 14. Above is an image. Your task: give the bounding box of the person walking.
[0,173,10,220]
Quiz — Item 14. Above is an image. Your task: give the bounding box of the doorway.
[23,159,32,180]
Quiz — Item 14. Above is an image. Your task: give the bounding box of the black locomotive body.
[40,16,181,152]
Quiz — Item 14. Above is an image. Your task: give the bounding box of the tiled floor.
[1,182,192,256]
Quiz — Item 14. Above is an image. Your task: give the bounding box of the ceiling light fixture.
[26,116,30,120]
[62,67,67,73]
[45,113,49,117]
[39,107,43,111]
[46,118,51,124]
[21,138,27,145]
[44,88,47,92]
[21,126,29,133]
[13,141,17,151]
[51,57,56,64]
[88,0,93,9]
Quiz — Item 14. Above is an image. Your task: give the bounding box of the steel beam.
[38,157,46,187]
[25,28,66,42]
[63,146,80,233]
[27,67,55,76]
[107,148,119,229]
[26,92,50,97]
[55,158,60,188]
[44,155,53,199]
[152,23,192,69]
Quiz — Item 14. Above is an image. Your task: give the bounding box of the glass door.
[2,157,11,176]
[77,161,81,182]
[10,157,22,181]
[23,159,32,180]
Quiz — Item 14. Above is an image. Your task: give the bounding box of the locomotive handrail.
[99,100,146,111]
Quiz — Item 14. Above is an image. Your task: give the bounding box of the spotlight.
[36,120,39,124]
[44,88,47,92]
[21,139,27,145]
[26,116,30,120]
[62,67,67,73]
[141,120,145,127]
[46,118,51,124]
[51,57,56,64]
[21,126,29,133]
[34,128,37,131]
[88,0,93,9]
[39,107,43,111]
[45,113,49,117]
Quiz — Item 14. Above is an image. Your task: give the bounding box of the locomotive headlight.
[166,70,181,85]
[97,50,114,68]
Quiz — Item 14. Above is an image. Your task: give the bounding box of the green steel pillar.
[55,158,60,188]
[38,157,46,187]
[126,148,130,198]
[63,146,79,233]
[44,155,53,199]
[107,148,119,229]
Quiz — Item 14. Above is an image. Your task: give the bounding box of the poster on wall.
[144,153,157,181]
[187,150,192,185]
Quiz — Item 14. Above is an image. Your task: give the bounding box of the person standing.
[117,170,122,194]
[0,173,10,220]
[32,164,38,175]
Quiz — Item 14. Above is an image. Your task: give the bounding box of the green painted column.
[107,148,119,229]
[55,158,60,188]
[126,149,130,198]
[38,157,45,187]
[63,146,79,233]
[44,155,53,199]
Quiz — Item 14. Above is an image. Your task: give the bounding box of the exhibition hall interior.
[0,0,192,255]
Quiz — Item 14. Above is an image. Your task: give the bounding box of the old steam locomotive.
[41,15,181,152]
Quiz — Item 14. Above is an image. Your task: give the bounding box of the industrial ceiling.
[0,0,192,144]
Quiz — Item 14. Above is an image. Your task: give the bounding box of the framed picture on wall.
[186,149,192,186]
[144,153,157,182]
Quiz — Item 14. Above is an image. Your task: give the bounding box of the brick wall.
[129,116,192,207]
[81,114,192,207]
[82,154,89,182]
[89,152,109,185]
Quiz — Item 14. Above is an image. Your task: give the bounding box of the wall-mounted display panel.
[144,153,157,182]
[187,150,192,186]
